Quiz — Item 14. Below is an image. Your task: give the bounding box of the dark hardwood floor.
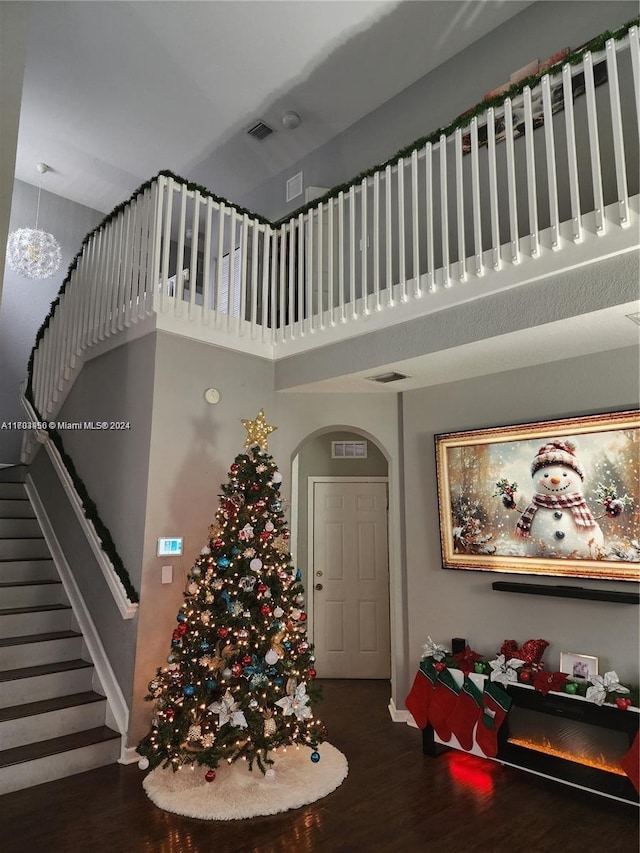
[1,680,637,853]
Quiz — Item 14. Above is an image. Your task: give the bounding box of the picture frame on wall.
[560,652,599,681]
[435,410,640,582]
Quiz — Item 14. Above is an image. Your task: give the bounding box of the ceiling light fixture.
[6,162,62,280]
[282,111,301,130]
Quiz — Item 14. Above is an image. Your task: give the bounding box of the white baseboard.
[25,475,131,747]
[120,746,142,765]
[388,698,416,726]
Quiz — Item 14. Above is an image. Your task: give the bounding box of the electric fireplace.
[422,678,639,805]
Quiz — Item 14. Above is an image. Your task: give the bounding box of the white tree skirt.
[142,742,348,820]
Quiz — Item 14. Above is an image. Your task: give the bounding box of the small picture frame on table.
[560,652,599,681]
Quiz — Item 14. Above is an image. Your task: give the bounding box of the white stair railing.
[27,31,639,422]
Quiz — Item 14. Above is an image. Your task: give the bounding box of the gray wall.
[130,332,275,745]
[0,180,102,462]
[402,345,640,700]
[54,334,157,591]
[240,1,638,221]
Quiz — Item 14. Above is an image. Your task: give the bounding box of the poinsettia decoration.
[533,670,568,696]
[488,654,524,686]
[586,671,630,706]
[421,636,450,662]
[452,645,483,675]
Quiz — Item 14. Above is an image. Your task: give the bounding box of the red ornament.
[616,697,632,711]
[230,464,239,473]
[231,663,243,677]
[308,668,317,679]
[261,604,272,616]
[282,531,290,540]
[218,627,229,638]
[259,531,270,541]
[214,539,223,549]
[298,612,307,622]
[205,769,216,782]
[165,708,175,720]
[434,662,446,672]
[242,655,252,665]
[251,483,260,492]
[257,584,268,594]
[177,623,188,635]
[172,630,181,640]
[255,500,266,509]
[519,669,532,683]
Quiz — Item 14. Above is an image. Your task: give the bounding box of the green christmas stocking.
[476,679,512,758]
[447,675,483,751]
[427,666,459,742]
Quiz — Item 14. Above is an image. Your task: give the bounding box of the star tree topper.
[241,408,277,451]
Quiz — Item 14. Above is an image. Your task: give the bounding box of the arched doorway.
[291,428,390,679]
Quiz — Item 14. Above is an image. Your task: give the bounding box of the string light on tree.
[138,410,326,779]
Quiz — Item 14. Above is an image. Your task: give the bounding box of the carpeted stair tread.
[0,630,82,648]
[0,603,71,616]
[0,726,120,769]
[0,579,61,588]
[0,659,92,682]
[0,691,105,722]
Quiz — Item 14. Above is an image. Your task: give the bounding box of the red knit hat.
[530,440,584,480]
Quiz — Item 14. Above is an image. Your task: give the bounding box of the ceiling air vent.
[286,171,304,202]
[332,440,368,459]
[247,120,274,141]
[367,371,409,384]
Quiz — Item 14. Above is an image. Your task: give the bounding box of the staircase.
[0,465,121,795]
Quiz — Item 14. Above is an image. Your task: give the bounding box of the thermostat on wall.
[157,537,183,557]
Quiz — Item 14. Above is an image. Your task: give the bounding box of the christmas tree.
[138,410,325,779]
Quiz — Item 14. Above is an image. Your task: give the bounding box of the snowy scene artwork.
[435,411,640,582]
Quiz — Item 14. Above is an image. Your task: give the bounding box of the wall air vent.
[331,441,368,459]
[367,371,409,384]
[286,171,304,202]
[247,120,274,141]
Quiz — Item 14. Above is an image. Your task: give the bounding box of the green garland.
[23,16,638,606]
[276,15,639,223]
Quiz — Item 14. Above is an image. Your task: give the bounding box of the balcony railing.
[28,28,640,422]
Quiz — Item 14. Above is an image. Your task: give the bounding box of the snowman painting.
[513,440,604,558]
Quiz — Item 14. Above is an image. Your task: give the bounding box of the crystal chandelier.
[6,162,62,279]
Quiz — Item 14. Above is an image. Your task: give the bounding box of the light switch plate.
[161,565,173,584]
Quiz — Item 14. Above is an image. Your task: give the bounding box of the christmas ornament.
[250,558,263,571]
[241,409,277,450]
[265,649,279,665]
[276,680,313,720]
[616,697,632,710]
[264,712,277,737]
[188,724,202,741]
[239,576,256,592]
[205,769,216,782]
[272,472,283,484]
[310,751,320,763]
[209,689,248,728]
[434,662,446,673]
[265,768,276,780]
[308,668,317,679]
[565,682,578,694]
[138,756,150,770]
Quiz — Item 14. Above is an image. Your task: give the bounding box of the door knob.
[316,570,323,577]
[315,583,323,591]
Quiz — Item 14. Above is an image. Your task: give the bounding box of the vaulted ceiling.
[14,0,533,214]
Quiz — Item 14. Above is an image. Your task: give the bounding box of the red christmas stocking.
[427,667,459,742]
[405,658,438,728]
[476,679,512,758]
[447,675,483,751]
[620,730,639,793]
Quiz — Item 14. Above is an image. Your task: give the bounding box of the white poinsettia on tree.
[208,689,248,728]
[276,681,312,721]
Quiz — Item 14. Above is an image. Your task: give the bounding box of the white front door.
[310,479,390,678]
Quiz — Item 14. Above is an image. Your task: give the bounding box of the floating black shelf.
[491,581,640,604]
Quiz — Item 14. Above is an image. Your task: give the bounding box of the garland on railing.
[276,15,640,223]
[22,15,638,608]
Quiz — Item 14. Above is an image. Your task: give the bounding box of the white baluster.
[629,27,640,142]
[361,176,369,314]
[454,129,466,281]
[215,202,226,328]
[338,191,346,322]
[288,219,295,340]
[316,202,324,330]
[238,213,249,335]
[397,158,407,300]
[349,185,357,319]
[503,98,520,263]
[523,86,540,256]
[439,135,451,286]
[175,185,188,317]
[486,109,501,267]
[201,199,213,323]
[306,211,313,334]
[385,165,394,306]
[373,172,381,310]
[159,177,174,315]
[541,76,560,250]
[425,142,435,291]
[250,222,259,339]
[227,209,237,334]
[606,39,629,227]
[584,52,605,235]
[562,64,582,243]
[189,191,201,320]
[297,212,305,335]
[470,118,484,274]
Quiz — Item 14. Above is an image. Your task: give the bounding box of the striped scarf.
[516,492,597,538]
